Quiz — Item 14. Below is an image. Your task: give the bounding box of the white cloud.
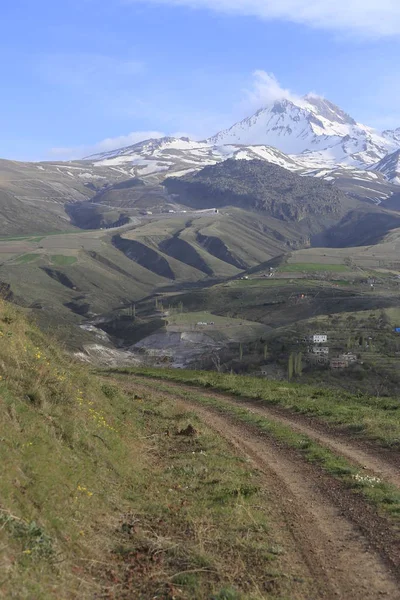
[123,0,400,37]
[49,130,166,160]
[242,71,300,111]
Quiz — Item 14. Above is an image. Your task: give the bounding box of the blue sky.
[2,0,400,160]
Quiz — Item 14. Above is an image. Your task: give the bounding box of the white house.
[311,334,328,344]
[339,352,357,363]
[311,346,329,355]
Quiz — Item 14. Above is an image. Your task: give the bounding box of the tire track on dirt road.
[136,377,400,488]
[125,377,400,600]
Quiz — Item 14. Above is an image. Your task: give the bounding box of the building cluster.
[330,353,358,369]
[307,334,358,369]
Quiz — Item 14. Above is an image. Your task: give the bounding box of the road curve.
[127,377,400,600]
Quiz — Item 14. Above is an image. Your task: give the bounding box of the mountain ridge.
[1,93,400,236]
[81,94,400,204]
[207,95,398,168]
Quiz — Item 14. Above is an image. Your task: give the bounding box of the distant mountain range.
[2,93,400,236]
[85,94,400,203]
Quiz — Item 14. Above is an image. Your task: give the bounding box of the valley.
[2,152,400,396]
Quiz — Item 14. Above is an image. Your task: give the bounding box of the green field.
[15,253,40,264]
[227,278,293,287]
[50,255,78,266]
[166,310,271,343]
[279,262,351,272]
[0,230,75,242]
[168,310,233,326]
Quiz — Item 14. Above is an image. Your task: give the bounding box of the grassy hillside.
[1,298,312,599]
[0,208,313,344]
[0,158,137,236]
[0,229,173,346]
[115,207,321,284]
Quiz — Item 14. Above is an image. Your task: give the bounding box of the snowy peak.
[373,149,400,184]
[302,94,356,126]
[208,95,398,167]
[207,97,343,153]
[382,128,400,145]
[207,95,358,152]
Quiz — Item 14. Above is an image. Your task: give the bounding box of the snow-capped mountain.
[372,149,400,184]
[208,95,398,168]
[84,94,400,203]
[87,136,301,179]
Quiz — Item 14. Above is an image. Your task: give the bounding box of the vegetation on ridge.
[164,159,357,221]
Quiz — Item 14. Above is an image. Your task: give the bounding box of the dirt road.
[124,376,400,600]
[137,377,400,488]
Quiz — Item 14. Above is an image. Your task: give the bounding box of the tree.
[288,353,294,381]
[295,352,303,376]
[129,302,136,320]
[211,352,222,372]
[264,343,268,359]
[239,343,243,360]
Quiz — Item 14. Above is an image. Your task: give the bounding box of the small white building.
[311,334,328,344]
[339,352,357,363]
[311,346,329,355]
